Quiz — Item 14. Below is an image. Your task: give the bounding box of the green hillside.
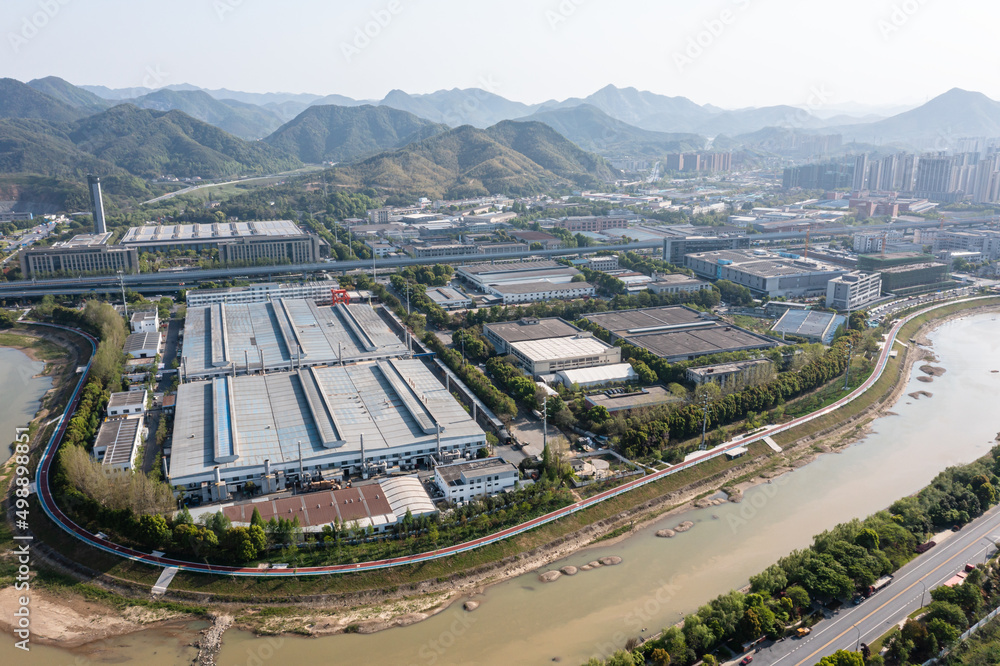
[263,104,446,163]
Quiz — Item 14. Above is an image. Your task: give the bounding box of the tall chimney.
[436,425,441,456]
[245,350,249,374]
[87,175,106,235]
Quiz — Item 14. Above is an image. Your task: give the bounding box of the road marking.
[792,513,1000,665]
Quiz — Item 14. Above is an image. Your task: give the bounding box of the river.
[4,312,1000,665]
[0,347,52,462]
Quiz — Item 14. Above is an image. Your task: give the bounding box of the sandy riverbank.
[5,303,999,654]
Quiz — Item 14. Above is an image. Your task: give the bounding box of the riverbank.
[6,299,1000,655]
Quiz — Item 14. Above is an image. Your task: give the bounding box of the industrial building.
[185,282,342,307]
[686,359,774,387]
[107,389,147,417]
[434,457,519,503]
[93,416,143,472]
[19,233,139,278]
[181,300,409,379]
[646,273,713,296]
[486,281,595,304]
[456,260,582,290]
[425,286,472,310]
[826,271,883,310]
[484,317,620,376]
[771,310,846,345]
[169,360,488,498]
[130,311,159,333]
[583,306,778,362]
[123,331,160,359]
[555,363,638,389]
[662,235,751,265]
[120,220,326,264]
[857,254,950,294]
[685,249,847,299]
[220,475,436,533]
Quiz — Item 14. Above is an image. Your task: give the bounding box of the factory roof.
[555,363,638,386]
[583,305,712,337]
[435,457,517,487]
[510,335,612,362]
[181,299,408,376]
[627,326,778,361]
[772,310,846,342]
[107,390,146,410]
[457,260,564,276]
[484,318,582,343]
[169,360,484,482]
[489,280,593,295]
[121,220,306,244]
[123,331,159,353]
[54,232,113,248]
[95,417,141,467]
[221,476,435,529]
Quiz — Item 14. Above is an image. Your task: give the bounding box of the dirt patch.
[0,586,182,649]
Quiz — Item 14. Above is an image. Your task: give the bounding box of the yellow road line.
[793,515,998,666]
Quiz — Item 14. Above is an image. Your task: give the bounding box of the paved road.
[750,507,1000,666]
[28,296,999,577]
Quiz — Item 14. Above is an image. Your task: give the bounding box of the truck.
[867,575,893,597]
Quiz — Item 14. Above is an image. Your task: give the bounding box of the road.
[28,296,992,578]
[751,508,1000,666]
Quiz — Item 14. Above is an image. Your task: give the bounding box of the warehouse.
[120,220,326,263]
[484,317,583,355]
[583,306,777,362]
[686,359,774,387]
[107,389,147,417]
[583,386,679,414]
[220,475,436,533]
[124,331,160,359]
[485,281,595,304]
[181,299,409,379]
[685,249,847,298]
[456,260,581,290]
[555,363,638,389]
[484,317,620,376]
[93,416,144,472]
[185,282,341,307]
[425,286,472,310]
[169,360,487,497]
[583,305,716,342]
[507,334,620,377]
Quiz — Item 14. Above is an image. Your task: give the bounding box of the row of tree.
[596,447,1000,666]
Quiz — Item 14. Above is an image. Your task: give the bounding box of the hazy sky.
[4,0,997,111]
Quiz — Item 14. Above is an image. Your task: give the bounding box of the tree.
[587,405,611,424]
[815,650,864,666]
[629,359,658,385]
[926,617,961,648]
[250,506,265,528]
[926,601,968,630]
[855,527,880,551]
[650,648,670,666]
[0,309,17,328]
[749,564,787,595]
[137,514,170,549]
[785,585,811,612]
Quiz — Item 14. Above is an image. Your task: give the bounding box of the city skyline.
[4,0,999,113]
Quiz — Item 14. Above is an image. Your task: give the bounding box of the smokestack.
[214,466,221,484]
[245,350,249,374]
[297,440,303,477]
[87,175,106,235]
[436,425,441,456]
[264,459,271,476]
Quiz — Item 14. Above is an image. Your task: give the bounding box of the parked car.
[740,656,754,665]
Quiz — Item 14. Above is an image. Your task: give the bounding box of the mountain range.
[7,75,1000,209]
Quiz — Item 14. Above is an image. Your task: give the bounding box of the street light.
[917,579,927,608]
[853,623,862,651]
[843,340,854,390]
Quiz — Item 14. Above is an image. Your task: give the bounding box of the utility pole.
[843,340,854,390]
[406,282,411,316]
[542,393,548,452]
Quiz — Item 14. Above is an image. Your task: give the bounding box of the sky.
[3,0,998,113]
